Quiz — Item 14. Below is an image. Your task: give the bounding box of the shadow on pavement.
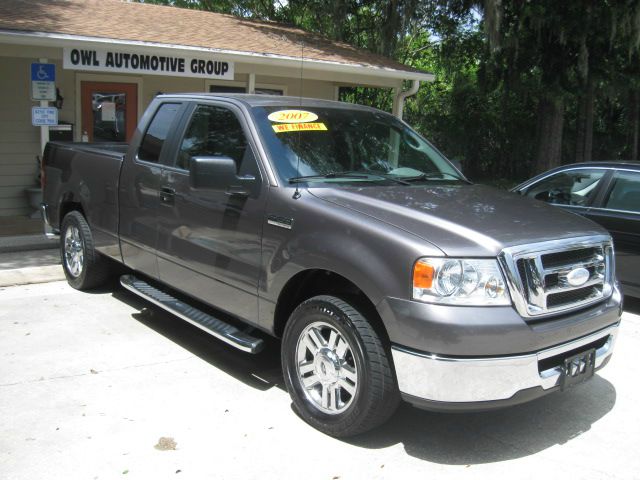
[347,375,616,464]
[109,283,617,465]
[624,295,640,315]
[112,287,284,393]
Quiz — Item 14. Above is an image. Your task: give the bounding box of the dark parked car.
[513,161,640,298]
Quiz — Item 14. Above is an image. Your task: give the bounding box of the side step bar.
[120,275,264,354]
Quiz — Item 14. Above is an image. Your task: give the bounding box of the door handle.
[225,187,249,197]
[225,175,255,197]
[160,187,175,205]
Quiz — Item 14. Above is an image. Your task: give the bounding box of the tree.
[480,0,640,172]
[137,0,640,180]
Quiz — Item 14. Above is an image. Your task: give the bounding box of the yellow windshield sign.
[272,122,327,133]
[268,109,319,123]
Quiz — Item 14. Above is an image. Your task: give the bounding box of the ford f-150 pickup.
[41,94,622,437]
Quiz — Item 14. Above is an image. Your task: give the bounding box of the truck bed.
[47,141,129,158]
[43,141,128,261]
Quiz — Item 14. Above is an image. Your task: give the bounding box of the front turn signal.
[413,260,435,289]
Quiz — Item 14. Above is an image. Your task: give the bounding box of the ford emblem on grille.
[567,267,590,287]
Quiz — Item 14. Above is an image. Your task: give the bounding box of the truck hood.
[308,183,607,257]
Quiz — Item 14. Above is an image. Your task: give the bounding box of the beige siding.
[0,57,40,216]
[143,75,207,106]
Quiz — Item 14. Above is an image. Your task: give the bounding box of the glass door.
[81,81,138,142]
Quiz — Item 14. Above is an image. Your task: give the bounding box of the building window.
[208,85,284,95]
[209,85,246,94]
[255,87,283,95]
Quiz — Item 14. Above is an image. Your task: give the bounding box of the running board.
[120,275,264,354]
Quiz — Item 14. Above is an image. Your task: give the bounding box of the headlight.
[413,257,510,306]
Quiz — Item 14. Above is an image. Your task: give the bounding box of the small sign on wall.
[101,102,116,121]
[32,107,58,126]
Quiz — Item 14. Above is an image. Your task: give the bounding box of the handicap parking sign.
[31,63,56,101]
[31,63,56,82]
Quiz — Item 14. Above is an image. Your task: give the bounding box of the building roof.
[0,0,432,81]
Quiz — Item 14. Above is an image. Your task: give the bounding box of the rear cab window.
[137,103,182,163]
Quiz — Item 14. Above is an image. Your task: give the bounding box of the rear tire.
[281,295,399,437]
[60,211,111,290]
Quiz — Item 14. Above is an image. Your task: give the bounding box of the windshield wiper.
[397,172,468,183]
[288,171,409,185]
[289,172,371,184]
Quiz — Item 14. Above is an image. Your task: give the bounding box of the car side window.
[177,105,249,172]
[602,171,640,212]
[137,103,182,163]
[523,169,606,206]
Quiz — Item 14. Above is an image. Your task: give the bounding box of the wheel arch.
[57,191,85,229]
[273,269,390,347]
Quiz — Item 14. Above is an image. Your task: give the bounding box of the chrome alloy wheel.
[295,321,358,415]
[64,226,84,278]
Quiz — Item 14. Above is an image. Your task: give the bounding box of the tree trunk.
[331,0,348,41]
[575,90,586,163]
[380,0,399,57]
[575,76,595,163]
[583,77,595,162]
[630,89,639,161]
[535,94,565,174]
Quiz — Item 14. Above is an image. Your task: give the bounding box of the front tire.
[282,295,399,437]
[60,211,111,290]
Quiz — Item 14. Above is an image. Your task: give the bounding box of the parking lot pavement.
[1,282,639,480]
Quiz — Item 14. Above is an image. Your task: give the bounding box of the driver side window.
[176,105,249,171]
[524,169,606,206]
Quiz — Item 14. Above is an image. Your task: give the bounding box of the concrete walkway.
[0,216,57,253]
[0,234,58,254]
[0,248,64,287]
[0,215,61,286]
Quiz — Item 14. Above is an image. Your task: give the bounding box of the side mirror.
[189,156,237,190]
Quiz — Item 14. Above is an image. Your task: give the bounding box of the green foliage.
[137,0,640,180]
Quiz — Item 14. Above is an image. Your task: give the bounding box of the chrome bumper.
[392,323,619,404]
[40,203,59,239]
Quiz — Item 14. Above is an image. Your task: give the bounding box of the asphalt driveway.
[1,280,639,480]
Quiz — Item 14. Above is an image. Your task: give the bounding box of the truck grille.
[499,236,615,319]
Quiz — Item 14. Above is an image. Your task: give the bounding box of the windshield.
[251,105,464,185]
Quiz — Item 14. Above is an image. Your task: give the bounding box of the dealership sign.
[63,47,234,80]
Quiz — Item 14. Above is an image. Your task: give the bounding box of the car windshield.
[251,105,464,185]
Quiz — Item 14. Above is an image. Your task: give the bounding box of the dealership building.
[0,0,432,217]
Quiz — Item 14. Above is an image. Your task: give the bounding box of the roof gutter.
[392,79,420,119]
[0,29,435,82]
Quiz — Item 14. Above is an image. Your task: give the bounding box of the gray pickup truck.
[42,94,622,437]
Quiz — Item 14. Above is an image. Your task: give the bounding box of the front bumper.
[392,322,619,409]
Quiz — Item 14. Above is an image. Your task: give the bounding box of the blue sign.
[31,63,56,82]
